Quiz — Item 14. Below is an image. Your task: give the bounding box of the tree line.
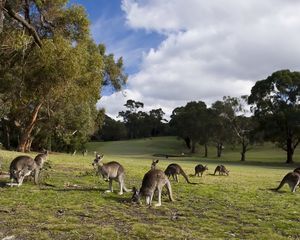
[94,70,300,164]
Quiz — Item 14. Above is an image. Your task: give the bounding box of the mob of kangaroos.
[92,153,131,195]
[8,150,48,187]
[131,160,174,207]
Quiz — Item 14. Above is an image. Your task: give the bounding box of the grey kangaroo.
[275,171,300,192]
[92,153,130,195]
[195,164,208,177]
[8,151,47,187]
[151,159,159,170]
[131,169,174,207]
[164,163,193,184]
[214,165,229,176]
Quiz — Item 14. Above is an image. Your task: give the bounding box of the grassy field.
[0,136,300,240]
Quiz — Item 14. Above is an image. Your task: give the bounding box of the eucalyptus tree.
[0,1,127,152]
[248,70,300,163]
[170,101,209,153]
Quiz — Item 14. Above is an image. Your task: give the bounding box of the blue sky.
[69,0,164,75]
[68,1,300,119]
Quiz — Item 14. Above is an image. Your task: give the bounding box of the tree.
[211,96,255,161]
[248,69,300,163]
[170,101,208,153]
[0,1,126,152]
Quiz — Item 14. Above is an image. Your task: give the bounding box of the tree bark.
[204,143,208,157]
[17,102,43,152]
[217,142,223,157]
[286,138,294,164]
[0,0,5,33]
[2,119,10,149]
[191,140,196,153]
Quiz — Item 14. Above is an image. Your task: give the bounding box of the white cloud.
[99,0,300,119]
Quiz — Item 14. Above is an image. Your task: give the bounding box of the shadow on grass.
[154,155,300,170]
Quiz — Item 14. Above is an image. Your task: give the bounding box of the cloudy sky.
[70,0,300,119]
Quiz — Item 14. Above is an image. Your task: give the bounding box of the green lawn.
[0,137,300,239]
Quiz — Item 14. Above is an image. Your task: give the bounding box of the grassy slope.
[0,137,300,240]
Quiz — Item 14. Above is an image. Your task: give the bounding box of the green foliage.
[0,0,127,152]
[248,70,300,163]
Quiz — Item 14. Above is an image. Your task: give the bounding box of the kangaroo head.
[92,153,104,167]
[151,159,159,170]
[131,187,141,204]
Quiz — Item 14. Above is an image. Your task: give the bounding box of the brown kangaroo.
[275,171,300,192]
[164,163,193,184]
[214,165,229,176]
[151,159,159,170]
[9,152,46,187]
[194,164,208,177]
[92,153,130,195]
[131,169,174,207]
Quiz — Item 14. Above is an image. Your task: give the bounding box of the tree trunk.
[17,102,43,152]
[204,143,208,157]
[2,119,10,149]
[286,138,294,164]
[0,0,5,33]
[191,140,196,153]
[184,137,191,149]
[217,143,223,157]
[240,138,246,161]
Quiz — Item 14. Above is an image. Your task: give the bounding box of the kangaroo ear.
[155,159,159,163]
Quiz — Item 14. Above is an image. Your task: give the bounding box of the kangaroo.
[151,159,159,170]
[214,165,229,176]
[92,153,130,195]
[131,169,174,207]
[194,164,208,177]
[275,171,300,192]
[29,150,48,183]
[8,154,42,187]
[294,167,300,174]
[164,163,193,184]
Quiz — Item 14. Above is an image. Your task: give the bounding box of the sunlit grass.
[0,137,299,239]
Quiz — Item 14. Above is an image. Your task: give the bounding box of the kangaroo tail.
[179,167,196,184]
[274,177,286,191]
[165,179,174,202]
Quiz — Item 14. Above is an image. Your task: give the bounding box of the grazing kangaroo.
[275,171,300,192]
[194,164,208,177]
[164,163,193,184]
[8,153,46,187]
[151,159,159,170]
[214,165,229,176]
[131,169,174,207]
[92,153,130,195]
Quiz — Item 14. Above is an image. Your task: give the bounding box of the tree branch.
[4,2,42,47]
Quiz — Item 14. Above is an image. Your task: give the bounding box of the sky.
[69,0,300,119]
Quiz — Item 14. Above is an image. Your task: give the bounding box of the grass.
[0,136,300,239]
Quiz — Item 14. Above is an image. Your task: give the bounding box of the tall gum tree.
[248,70,300,163]
[0,1,127,152]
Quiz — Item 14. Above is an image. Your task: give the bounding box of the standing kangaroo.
[92,153,130,195]
[8,151,47,187]
[195,164,208,177]
[131,169,174,207]
[275,171,300,192]
[164,163,193,184]
[151,159,159,170]
[214,165,229,176]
